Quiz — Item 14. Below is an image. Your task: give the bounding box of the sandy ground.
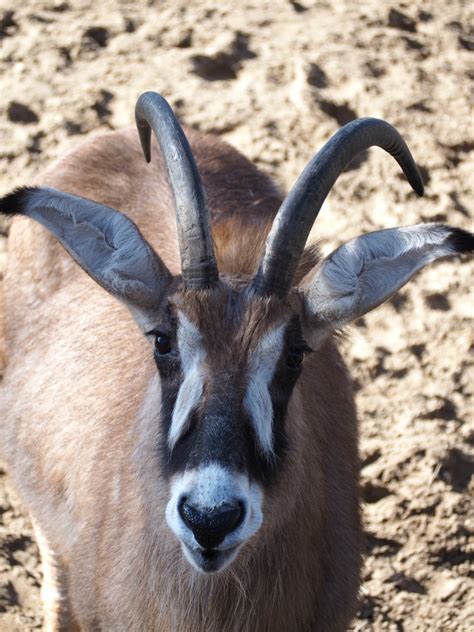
[0,0,472,630]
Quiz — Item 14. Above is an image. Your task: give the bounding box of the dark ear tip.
[446,226,474,254]
[0,186,38,216]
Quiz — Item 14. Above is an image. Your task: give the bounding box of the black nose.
[179,499,244,549]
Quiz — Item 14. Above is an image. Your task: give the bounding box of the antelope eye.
[154,333,172,355]
[286,348,305,370]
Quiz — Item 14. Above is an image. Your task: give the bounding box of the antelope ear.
[302,223,473,338]
[0,186,172,330]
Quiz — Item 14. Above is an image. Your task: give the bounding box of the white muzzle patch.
[166,463,263,573]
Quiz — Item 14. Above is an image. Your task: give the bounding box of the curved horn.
[135,91,218,289]
[251,118,424,298]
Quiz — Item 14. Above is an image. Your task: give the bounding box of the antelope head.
[1,92,471,573]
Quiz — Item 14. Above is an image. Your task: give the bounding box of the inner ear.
[0,186,174,333]
[300,223,474,347]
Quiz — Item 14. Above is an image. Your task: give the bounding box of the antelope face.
[5,93,471,576]
[148,284,308,573]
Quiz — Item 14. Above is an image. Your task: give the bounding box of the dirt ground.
[0,0,472,630]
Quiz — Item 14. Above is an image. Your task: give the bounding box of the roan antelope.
[0,92,472,631]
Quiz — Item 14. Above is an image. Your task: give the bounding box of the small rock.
[409,343,425,360]
[425,292,450,311]
[365,532,402,556]
[191,56,235,81]
[361,482,391,503]
[317,98,357,126]
[446,21,462,32]
[407,101,432,113]
[161,26,193,49]
[419,397,457,421]
[29,12,54,24]
[432,576,463,601]
[26,131,44,154]
[91,90,114,122]
[369,346,390,379]
[0,580,18,609]
[438,448,474,491]
[462,426,474,445]
[50,1,69,10]
[418,10,432,22]
[458,34,474,51]
[360,447,382,469]
[402,36,425,51]
[0,10,17,38]
[364,60,385,78]
[83,26,109,49]
[289,0,308,13]
[387,571,426,594]
[58,46,73,68]
[356,594,381,620]
[7,101,39,124]
[191,31,256,81]
[63,120,83,135]
[174,28,193,48]
[388,8,417,33]
[306,63,328,88]
[124,17,135,33]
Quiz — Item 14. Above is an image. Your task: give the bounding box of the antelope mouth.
[182,542,240,574]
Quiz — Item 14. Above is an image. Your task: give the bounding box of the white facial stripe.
[166,463,263,561]
[244,323,286,456]
[168,312,204,450]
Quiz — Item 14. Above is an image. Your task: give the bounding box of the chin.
[182,542,241,574]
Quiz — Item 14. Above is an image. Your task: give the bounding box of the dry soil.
[0,1,472,630]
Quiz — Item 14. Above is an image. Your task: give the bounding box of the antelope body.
[0,93,472,631]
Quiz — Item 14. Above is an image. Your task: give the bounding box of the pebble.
[432,576,463,601]
[388,8,417,33]
[7,102,39,124]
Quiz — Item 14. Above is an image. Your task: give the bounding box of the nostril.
[216,502,243,533]
[178,500,245,549]
[235,501,245,530]
[178,496,191,527]
[179,501,204,532]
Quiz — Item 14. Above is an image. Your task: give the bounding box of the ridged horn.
[251,118,424,298]
[135,91,218,289]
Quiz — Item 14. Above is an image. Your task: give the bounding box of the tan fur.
[0,126,361,630]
